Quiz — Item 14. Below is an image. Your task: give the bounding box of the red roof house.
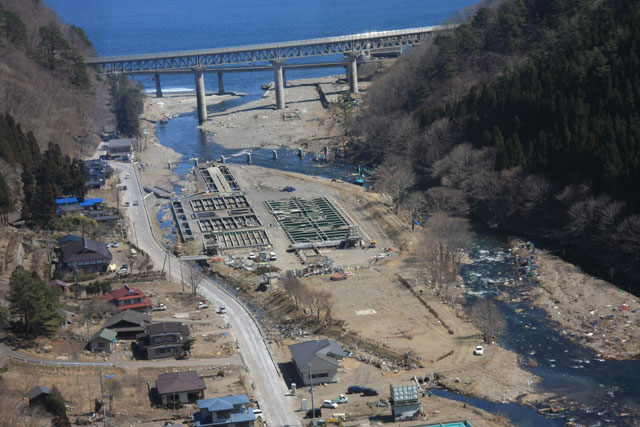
[105,285,152,314]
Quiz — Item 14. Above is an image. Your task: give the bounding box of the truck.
[330,394,348,404]
[197,301,209,310]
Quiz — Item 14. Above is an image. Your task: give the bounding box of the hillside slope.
[0,0,112,155]
[354,0,640,293]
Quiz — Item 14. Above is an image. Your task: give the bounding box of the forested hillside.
[0,0,112,154]
[354,0,640,293]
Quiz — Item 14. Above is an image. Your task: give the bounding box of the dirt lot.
[0,361,252,427]
[512,240,640,359]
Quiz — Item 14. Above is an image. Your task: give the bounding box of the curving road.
[115,161,299,426]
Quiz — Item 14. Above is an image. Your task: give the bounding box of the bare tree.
[186,263,205,295]
[404,191,427,230]
[420,212,473,290]
[470,299,506,343]
[282,277,307,310]
[375,156,417,214]
[305,290,333,321]
[425,186,469,217]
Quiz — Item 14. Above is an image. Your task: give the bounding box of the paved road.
[116,161,300,426]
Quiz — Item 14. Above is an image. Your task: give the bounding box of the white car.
[474,345,484,356]
[152,303,167,311]
[248,252,256,260]
[322,400,338,409]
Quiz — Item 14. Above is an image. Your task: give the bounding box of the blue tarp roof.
[79,198,103,207]
[56,197,78,205]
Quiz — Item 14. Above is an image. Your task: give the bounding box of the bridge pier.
[217,72,225,95]
[154,73,163,98]
[271,60,285,110]
[194,68,207,124]
[347,54,358,93]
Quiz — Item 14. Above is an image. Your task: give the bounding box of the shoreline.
[510,239,640,360]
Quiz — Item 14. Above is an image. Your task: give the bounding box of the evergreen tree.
[45,386,71,427]
[0,172,12,225]
[8,268,61,336]
[493,127,508,170]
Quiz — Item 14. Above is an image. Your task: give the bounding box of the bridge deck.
[85,25,455,74]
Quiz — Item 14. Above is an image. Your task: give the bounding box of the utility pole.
[99,370,107,427]
[167,248,172,284]
[308,364,315,425]
[179,258,184,293]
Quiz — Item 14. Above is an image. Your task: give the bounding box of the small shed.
[27,386,51,407]
[48,279,69,294]
[89,328,117,353]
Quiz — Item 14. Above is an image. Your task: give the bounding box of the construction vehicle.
[368,240,377,248]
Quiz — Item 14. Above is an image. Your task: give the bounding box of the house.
[136,322,190,360]
[156,371,206,405]
[84,159,114,188]
[107,138,133,159]
[389,383,422,421]
[192,394,255,427]
[103,310,152,339]
[89,328,117,353]
[105,285,153,314]
[27,386,51,407]
[288,338,346,386]
[48,279,69,294]
[57,236,112,273]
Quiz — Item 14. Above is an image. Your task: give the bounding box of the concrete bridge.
[85,25,455,123]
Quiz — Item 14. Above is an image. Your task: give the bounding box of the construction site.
[170,163,370,265]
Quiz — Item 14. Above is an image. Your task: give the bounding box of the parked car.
[347,386,366,394]
[117,268,128,276]
[253,408,263,419]
[125,173,130,179]
[198,302,209,309]
[218,306,226,314]
[248,252,256,260]
[362,388,379,396]
[304,408,322,418]
[269,251,277,261]
[112,242,119,248]
[474,345,484,356]
[152,303,167,311]
[322,400,338,409]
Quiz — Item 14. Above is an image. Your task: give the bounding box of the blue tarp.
[56,197,78,205]
[79,198,103,207]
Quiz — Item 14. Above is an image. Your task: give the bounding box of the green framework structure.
[265,197,356,245]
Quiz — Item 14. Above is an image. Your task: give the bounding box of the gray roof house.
[104,310,152,338]
[156,370,206,405]
[136,322,191,360]
[288,338,346,386]
[27,386,51,407]
[57,236,112,273]
[107,138,133,159]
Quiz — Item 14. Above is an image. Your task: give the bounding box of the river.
[45,1,640,425]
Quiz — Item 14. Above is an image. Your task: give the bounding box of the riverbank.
[132,79,548,424]
[511,239,640,359]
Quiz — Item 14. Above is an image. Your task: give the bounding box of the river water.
[45,1,640,425]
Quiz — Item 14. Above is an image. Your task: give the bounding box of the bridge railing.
[85,24,457,74]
